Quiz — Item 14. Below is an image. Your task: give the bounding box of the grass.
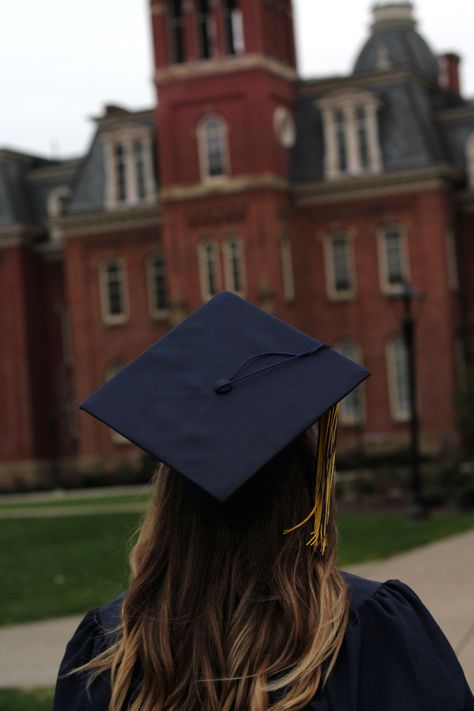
[0,689,54,711]
[0,501,472,626]
[0,493,149,510]
[0,512,141,626]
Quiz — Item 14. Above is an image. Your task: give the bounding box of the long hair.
[79,427,349,710]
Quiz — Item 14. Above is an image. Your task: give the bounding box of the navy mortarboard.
[80,292,369,552]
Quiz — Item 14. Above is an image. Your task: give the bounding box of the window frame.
[105,362,131,445]
[223,234,246,296]
[197,114,230,182]
[334,340,365,426]
[323,230,356,301]
[386,334,411,423]
[279,232,295,303]
[376,223,410,296]
[146,253,170,320]
[103,127,155,210]
[198,238,222,301]
[98,257,129,326]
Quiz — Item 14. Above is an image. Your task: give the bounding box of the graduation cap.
[80,292,369,552]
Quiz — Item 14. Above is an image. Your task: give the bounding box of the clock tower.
[149,0,298,319]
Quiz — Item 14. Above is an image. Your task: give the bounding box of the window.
[199,239,221,300]
[377,225,409,294]
[197,115,229,180]
[318,90,382,180]
[386,335,410,422]
[106,363,130,445]
[47,186,71,219]
[169,0,185,64]
[223,235,246,295]
[114,144,127,204]
[467,132,474,189]
[223,0,244,55]
[196,0,215,59]
[335,341,365,426]
[335,111,348,174]
[324,232,355,299]
[99,259,129,325]
[104,129,155,209]
[280,233,295,302]
[146,254,169,319]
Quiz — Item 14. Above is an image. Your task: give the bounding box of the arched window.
[356,106,370,171]
[114,144,127,204]
[99,258,129,325]
[223,235,246,295]
[279,233,295,302]
[169,0,185,64]
[105,362,130,445]
[146,253,169,319]
[335,341,365,425]
[467,132,474,189]
[198,239,221,300]
[197,115,229,180]
[386,335,410,422]
[133,140,147,201]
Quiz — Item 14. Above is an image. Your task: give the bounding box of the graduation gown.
[53,572,473,710]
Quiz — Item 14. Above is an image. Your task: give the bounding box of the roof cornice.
[298,67,434,98]
[57,202,162,238]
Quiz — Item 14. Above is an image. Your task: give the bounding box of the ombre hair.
[78,427,349,710]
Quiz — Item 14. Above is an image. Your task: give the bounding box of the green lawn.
[0,688,54,711]
[0,492,149,510]
[0,506,472,626]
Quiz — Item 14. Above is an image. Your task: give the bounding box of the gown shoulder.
[316,572,474,711]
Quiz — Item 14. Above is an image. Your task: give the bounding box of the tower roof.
[353,3,439,82]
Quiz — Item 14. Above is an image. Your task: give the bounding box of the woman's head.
[82,427,349,711]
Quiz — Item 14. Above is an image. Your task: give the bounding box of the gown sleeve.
[53,609,112,711]
[325,578,474,711]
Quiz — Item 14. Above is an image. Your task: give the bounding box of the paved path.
[0,531,472,689]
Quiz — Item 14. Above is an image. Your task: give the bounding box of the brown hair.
[79,428,349,710]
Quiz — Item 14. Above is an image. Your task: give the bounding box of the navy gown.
[53,572,473,710]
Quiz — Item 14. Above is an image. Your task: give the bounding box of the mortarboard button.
[215,379,232,394]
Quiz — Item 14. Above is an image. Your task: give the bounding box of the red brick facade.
[1,0,473,485]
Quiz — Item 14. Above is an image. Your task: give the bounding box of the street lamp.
[393,281,429,520]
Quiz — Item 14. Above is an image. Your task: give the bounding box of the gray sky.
[1,0,473,158]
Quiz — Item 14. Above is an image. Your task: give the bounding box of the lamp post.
[397,281,428,520]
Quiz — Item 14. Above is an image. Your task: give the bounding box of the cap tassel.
[283,404,340,555]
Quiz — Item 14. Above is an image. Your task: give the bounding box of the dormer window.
[197,115,230,181]
[317,90,382,180]
[103,128,155,210]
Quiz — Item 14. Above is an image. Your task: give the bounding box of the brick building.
[1,1,474,485]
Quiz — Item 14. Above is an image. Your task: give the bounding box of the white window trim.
[196,114,231,183]
[467,132,474,190]
[334,340,366,427]
[223,234,246,296]
[105,363,130,446]
[103,127,156,210]
[145,253,170,320]
[198,238,222,301]
[317,89,382,181]
[322,230,357,301]
[385,336,411,423]
[376,223,410,296]
[98,258,130,326]
[280,233,295,303]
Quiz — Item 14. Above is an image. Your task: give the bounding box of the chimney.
[438,53,462,94]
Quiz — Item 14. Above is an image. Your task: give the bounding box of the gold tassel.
[283,404,340,555]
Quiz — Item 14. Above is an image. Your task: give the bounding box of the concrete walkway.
[0,530,472,689]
